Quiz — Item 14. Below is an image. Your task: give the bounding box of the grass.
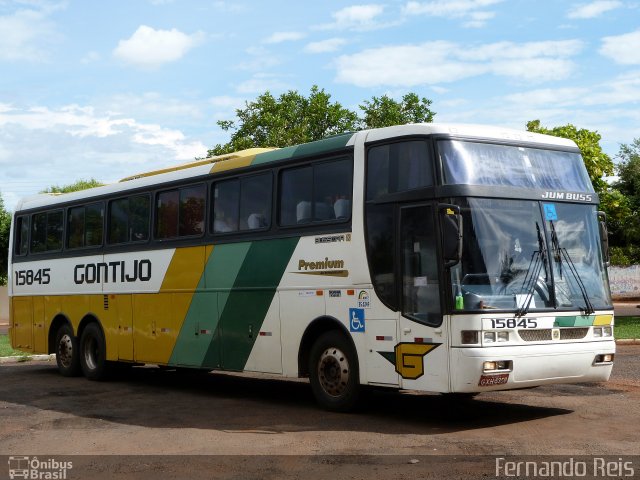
[615,317,640,340]
[0,334,30,358]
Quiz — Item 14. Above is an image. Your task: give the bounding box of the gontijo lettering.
[74,259,152,284]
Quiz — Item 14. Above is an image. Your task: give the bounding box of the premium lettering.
[74,259,152,284]
[298,258,345,271]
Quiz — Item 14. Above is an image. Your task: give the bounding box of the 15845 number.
[14,268,51,286]
[489,318,538,329]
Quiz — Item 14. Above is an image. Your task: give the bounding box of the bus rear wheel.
[79,323,109,381]
[308,331,360,412]
[55,324,81,377]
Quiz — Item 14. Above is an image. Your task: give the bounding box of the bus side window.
[280,166,312,226]
[31,210,63,253]
[240,173,272,231]
[156,184,206,239]
[279,159,352,227]
[14,216,30,256]
[108,195,150,244]
[212,179,240,233]
[366,141,433,201]
[67,202,104,250]
[179,184,206,236]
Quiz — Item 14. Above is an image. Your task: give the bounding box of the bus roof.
[14,123,577,213]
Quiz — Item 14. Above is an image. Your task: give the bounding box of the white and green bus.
[8,123,615,411]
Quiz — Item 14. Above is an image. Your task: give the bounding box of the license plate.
[478,373,509,387]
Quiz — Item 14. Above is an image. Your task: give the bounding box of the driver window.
[401,205,441,326]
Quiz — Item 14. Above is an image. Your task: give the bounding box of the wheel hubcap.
[318,347,349,397]
[57,334,73,368]
[83,336,98,371]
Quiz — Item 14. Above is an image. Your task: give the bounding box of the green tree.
[525,120,626,249]
[41,178,104,194]
[613,138,640,251]
[0,195,11,286]
[208,86,359,156]
[526,120,614,193]
[208,86,436,157]
[359,93,435,129]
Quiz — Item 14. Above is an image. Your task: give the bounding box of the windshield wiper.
[516,222,547,317]
[549,221,595,315]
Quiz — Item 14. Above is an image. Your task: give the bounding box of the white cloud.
[113,25,205,68]
[317,4,389,31]
[264,31,305,44]
[235,74,290,94]
[567,0,622,19]
[502,72,640,107]
[0,6,59,61]
[403,0,504,27]
[0,103,210,209]
[304,38,347,53]
[335,40,583,87]
[600,29,640,65]
[235,46,281,71]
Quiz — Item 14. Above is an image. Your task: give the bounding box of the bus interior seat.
[247,213,267,229]
[296,201,311,223]
[334,199,350,219]
[314,202,332,221]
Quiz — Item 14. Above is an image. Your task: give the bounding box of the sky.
[1,0,639,210]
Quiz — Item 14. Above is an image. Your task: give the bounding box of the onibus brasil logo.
[8,456,73,479]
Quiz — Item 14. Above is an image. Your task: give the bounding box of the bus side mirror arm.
[440,204,463,268]
[598,211,610,267]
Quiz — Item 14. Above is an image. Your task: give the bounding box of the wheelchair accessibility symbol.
[349,308,365,332]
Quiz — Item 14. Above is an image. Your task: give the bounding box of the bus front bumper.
[450,340,616,393]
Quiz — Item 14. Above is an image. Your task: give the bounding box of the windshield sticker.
[543,203,558,221]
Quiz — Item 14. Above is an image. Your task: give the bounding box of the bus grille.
[518,328,589,342]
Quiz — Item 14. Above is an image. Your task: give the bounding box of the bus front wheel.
[79,323,109,381]
[308,331,360,412]
[55,324,81,377]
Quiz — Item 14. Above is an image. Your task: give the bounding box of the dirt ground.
[0,346,639,479]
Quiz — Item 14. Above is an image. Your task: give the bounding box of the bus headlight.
[483,360,512,372]
[461,331,479,344]
[497,331,509,342]
[594,354,614,365]
[594,327,613,338]
[483,332,496,343]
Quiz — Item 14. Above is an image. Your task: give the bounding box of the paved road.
[0,346,638,479]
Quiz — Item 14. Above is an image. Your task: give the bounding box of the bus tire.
[55,323,81,377]
[308,330,360,412]
[79,322,109,381]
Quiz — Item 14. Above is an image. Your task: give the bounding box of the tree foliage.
[0,195,11,286]
[612,138,640,248]
[359,93,435,129]
[208,85,435,157]
[525,120,627,253]
[41,178,104,194]
[526,120,614,193]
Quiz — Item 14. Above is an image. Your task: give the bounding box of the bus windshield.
[451,198,611,312]
[439,140,594,191]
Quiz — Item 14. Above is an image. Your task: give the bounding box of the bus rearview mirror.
[598,211,610,267]
[440,204,462,268]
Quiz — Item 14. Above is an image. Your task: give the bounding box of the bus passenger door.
[396,204,450,392]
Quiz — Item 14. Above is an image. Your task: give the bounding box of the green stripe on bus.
[202,236,299,370]
[169,243,251,367]
[554,315,594,327]
[251,133,353,166]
